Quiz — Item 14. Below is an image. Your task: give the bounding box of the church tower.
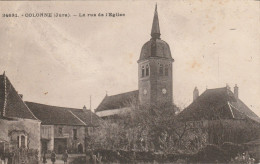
[138,4,174,107]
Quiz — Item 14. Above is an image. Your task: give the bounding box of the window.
[88,127,94,135]
[159,64,163,75]
[21,135,25,148]
[73,129,77,140]
[145,64,149,76]
[165,65,169,76]
[59,127,63,135]
[141,66,145,77]
[17,136,20,148]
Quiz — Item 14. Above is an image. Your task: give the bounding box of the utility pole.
[218,54,220,87]
[90,95,92,124]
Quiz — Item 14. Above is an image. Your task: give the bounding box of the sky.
[0,0,259,116]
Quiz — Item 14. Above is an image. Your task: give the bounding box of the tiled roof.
[26,101,100,126]
[178,87,259,122]
[230,98,258,119]
[139,39,173,61]
[95,90,139,112]
[0,74,38,120]
[69,108,100,127]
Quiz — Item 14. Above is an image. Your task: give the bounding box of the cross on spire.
[151,3,161,39]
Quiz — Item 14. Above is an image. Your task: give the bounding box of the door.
[54,138,67,154]
[41,140,48,153]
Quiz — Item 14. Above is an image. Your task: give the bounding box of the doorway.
[54,138,67,154]
[78,143,83,153]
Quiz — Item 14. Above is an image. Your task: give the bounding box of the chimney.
[193,87,199,101]
[19,94,23,100]
[226,83,230,90]
[83,105,87,111]
[234,84,238,99]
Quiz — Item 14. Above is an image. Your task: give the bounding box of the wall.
[138,58,173,106]
[41,125,54,151]
[53,125,86,153]
[0,118,41,154]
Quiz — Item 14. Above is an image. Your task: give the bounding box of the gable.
[95,90,138,112]
[0,75,37,120]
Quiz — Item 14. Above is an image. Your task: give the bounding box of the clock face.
[143,89,147,95]
[162,88,167,94]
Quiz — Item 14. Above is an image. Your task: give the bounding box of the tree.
[90,102,207,154]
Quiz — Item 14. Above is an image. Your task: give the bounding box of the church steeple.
[151,4,161,39]
[138,4,173,107]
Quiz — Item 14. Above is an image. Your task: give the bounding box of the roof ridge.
[106,90,138,97]
[227,101,235,119]
[2,74,7,117]
[69,110,86,126]
[206,87,227,91]
[26,101,83,111]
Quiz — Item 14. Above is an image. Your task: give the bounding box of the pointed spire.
[151,3,161,39]
[3,71,5,76]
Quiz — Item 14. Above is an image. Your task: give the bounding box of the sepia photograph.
[0,0,260,163]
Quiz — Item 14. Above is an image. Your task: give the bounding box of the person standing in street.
[42,152,47,164]
[62,150,68,164]
[51,151,56,164]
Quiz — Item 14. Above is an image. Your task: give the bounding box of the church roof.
[178,87,259,122]
[26,101,100,126]
[139,39,173,61]
[95,90,138,112]
[0,73,38,120]
[138,4,173,62]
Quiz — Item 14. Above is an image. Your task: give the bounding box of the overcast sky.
[0,1,259,116]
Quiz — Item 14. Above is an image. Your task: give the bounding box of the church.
[95,4,260,127]
[95,5,174,118]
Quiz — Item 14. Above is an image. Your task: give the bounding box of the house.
[96,4,174,118]
[25,102,100,154]
[178,85,260,145]
[179,85,259,121]
[0,73,41,161]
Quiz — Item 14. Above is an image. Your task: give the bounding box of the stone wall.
[41,125,54,152]
[138,58,173,106]
[53,125,86,153]
[0,118,41,154]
